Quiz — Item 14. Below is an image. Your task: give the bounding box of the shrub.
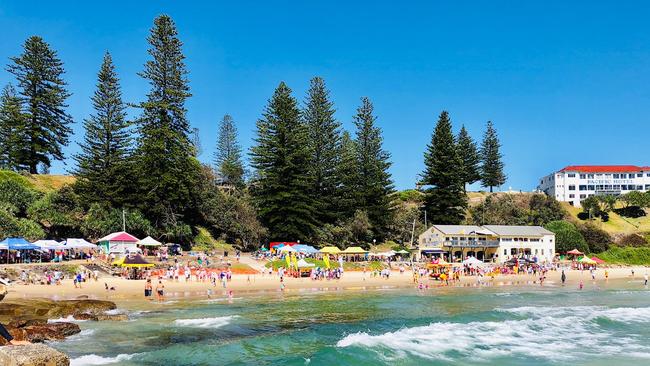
[613,206,646,218]
[577,223,612,253]
[616,233,647,247]
[577,212,590,220]
[597,247,650,265]
[545,220,588,254]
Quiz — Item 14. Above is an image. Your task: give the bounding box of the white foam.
[103,309,124,315]
[338,306,650,362]
[174,315,238,328]
[70,353,136,366]
[48,315,87,323]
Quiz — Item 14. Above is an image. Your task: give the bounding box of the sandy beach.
[4,262,648,302]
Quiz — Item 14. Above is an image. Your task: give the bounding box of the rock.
[21,322,81,343]
[0,343,70,366]
[70,313,97,321]
[0,299,117,323]
[95,313,128,321]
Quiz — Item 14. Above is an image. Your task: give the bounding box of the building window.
[580,194,586,199]
[613,174,620,179]
[569,194,575,198]
[646,185,650,190]
[568,185,575,190]
[638,185,643,190]
[588,185,595,190]
[646,173,650,177]
[587,174,594,179]
[568,173,575,178]
[638,173,643,177]
[580,174,586,179]
[541,249,544,255]
[504,249,507,255]
[579,185,587,190]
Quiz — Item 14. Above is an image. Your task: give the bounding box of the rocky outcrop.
[0,299,117,324]
[0,299,122,345]
[0,343,70,366]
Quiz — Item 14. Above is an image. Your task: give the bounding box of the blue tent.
[0,237,39,250]
[294,244,319,254]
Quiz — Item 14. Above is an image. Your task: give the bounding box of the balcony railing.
[427,240,501,248]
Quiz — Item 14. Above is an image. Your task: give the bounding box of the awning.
[1,237,39,250]
[320,246,341,254]
[136,236,162,246]
[63,238,97,249]
[567,249,583,255]
[341,246,367,254]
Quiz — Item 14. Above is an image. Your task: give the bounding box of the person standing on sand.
[561,270,566,285]
[144,279,153,300]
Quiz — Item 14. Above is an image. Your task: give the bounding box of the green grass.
[264,258,386,271]
[0,170,76,192]
[596,246,650,265]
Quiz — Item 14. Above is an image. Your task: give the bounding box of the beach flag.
[291,253,298,269]
[323,255,331,269]
[285,254,291,268]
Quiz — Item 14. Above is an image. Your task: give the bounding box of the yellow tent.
[579,256,597,265]
[320,246,341,254]
[111,256,125,266]
[341,246,367,254]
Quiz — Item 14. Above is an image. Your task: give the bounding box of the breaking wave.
[337,306,650,361]
[174,315,238,328]
[70,353,137,366]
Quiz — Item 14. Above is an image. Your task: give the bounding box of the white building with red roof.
[97,231,140,254]
[538,165,650,207]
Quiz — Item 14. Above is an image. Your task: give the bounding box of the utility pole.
[122,209,126,232]
[409,218,416,248]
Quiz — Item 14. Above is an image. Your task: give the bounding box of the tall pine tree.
[0,84,28,170]
[7,36,72,173]
[134,15,201,231]
[73,52,132,207]
[335,130,358,221]
[250,82,317,241]
[457,125,481,191]
[213,114,244,188]
[480,120,506,192]
[352,97,394,238]
[421,111,467,224]
[303,77,341,224]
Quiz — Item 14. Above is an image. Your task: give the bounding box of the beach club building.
[417,225,555,263]
[97,231,140,254]
[538,165,650,207]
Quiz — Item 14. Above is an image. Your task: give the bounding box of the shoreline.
[4,265,648,303]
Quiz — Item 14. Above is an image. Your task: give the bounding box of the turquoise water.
[51,280,650,365]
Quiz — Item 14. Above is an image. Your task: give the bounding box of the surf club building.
[538,165,650,207]
[417,225,555,263]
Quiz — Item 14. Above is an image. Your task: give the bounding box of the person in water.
[144,279,153,299]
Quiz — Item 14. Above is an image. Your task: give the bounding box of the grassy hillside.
[0,170,75,192]
[561,202,650,237]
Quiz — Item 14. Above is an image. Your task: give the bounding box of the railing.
[432,240,501,248]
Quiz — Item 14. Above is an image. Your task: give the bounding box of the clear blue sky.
[1,1,649,191]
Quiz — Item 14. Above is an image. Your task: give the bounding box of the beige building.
[417,224,555,263]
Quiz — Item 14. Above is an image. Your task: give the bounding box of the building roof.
[431,225,496,236]
[97,231,139,243]
[483,225,553,237]
[559,165,647,173]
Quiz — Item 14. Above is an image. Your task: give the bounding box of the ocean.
[51,279,650,365]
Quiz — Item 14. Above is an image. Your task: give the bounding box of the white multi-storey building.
[538,165,650,207]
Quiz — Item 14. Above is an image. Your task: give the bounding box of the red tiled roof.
[97,231,139,242]
[560,165,645,173]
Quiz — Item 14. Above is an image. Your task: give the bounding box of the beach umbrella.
[462,257,484,266]
[320,246,341,254]
[396,250,410,255]
[260,246,268,252]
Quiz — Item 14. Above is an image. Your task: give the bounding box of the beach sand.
[4,263,648,302]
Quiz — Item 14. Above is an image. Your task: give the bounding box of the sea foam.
[174,315,238,328]
[338,305,650,361]
[70,353,136,366]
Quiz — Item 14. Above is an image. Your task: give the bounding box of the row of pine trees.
[0,14,506,244]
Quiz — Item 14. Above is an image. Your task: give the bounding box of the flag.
[291,253,298,269]
[323,255,330,269]
[285,254,291,268]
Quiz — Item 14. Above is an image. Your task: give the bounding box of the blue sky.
[1,1,649,191]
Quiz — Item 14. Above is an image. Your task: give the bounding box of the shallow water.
[51,279,650,365]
